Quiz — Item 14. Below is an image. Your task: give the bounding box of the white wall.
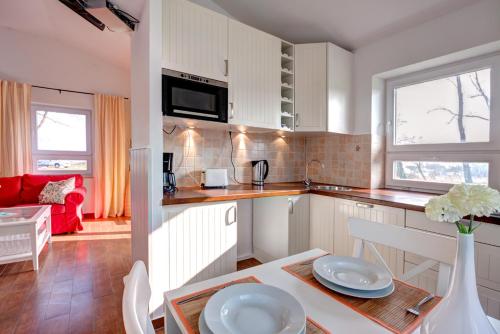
[353,0,500,134]
[0,26,130,213]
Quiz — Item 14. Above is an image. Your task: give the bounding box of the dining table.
[163,248,500,334]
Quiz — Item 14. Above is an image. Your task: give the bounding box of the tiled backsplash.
[164,128,306,186]
[164,128,372,188]
[305,133,372,188]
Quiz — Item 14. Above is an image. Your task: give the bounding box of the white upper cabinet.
[295,43,353,133]
[228,19,281,129]
[163,0,228,82]
[295,43,327,132]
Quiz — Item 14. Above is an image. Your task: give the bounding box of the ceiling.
[0,0,481,71]
[0,0,145,70]
[212,0,480,50]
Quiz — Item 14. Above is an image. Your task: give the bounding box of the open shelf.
[280,40,295,131]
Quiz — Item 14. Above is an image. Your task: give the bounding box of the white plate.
[199,309,212,334]
[199,309,307,334]
[204,283,306,334]
[313,255,392,291]
[313,269,395,298]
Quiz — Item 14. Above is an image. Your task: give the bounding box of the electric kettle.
[251,160,269,186]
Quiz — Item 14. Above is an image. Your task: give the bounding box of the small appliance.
[201,169,229,189]
[162,69,228,123]
[163,152,176,193]
[251,160,269,186]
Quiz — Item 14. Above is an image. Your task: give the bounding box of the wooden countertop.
[163,182,500,224]
[163,182,433,211]
[163,183,310,205]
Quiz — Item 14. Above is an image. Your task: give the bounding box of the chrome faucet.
[305,159,324,187]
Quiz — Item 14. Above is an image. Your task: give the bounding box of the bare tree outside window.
[393,68,491,185]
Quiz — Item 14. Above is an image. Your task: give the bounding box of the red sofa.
[0,174,86,234]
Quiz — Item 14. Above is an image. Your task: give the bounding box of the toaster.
[201,169,229,188]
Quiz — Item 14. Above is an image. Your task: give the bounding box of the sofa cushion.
[0,176,22,207]
[39,178,76,205]
[20,174,83,204]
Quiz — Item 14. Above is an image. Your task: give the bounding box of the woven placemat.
[282,255,442,334]
[171,276,331,334]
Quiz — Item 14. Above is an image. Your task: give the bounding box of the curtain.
[94,94,131,218]
[0,80,32,177]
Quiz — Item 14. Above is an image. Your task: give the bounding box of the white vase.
[421,232,495,334]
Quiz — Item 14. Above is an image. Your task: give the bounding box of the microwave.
[162,69,228,123]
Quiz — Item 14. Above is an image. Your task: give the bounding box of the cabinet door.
[161,201,237,290]
[288,195,310,255]
[478,286,500,320]
[163,0,228,82]
[309,194,335,253]
[253,196,289,263]
[334,199,405,277]
[294,43,327,132]
[327,43,353,134]
[228,19,281,129]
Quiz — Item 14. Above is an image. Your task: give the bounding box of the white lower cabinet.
[309,194,335,254]
[405,210,500,319]
[334,198,405,277]
[160,201,238,291]
[253,195,309,262]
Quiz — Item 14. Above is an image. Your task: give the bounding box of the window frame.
[385,53,500,192]
[31,104,93,176]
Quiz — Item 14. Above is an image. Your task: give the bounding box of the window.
[32,105,92,175]
[386,54,500,192]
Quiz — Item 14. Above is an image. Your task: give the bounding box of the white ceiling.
[0,0,481,71]
[0,0,145,70]
[212,0,481,50]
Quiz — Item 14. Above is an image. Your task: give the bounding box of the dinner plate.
[313,255,392,291]
[199,309,307,334]
[199,309,212,334]
[313,269,395,299]
[204,283,306,334]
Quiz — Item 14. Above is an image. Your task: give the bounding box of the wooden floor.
[0,217,262,334]
[0,218,132,334]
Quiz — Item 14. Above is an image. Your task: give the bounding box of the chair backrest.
[122,261,155,334]
[348,218,456,296]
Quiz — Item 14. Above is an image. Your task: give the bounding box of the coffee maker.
[163,152,176,193]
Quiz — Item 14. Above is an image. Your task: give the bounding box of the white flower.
[447,184,500,217]
[425,194,463,223]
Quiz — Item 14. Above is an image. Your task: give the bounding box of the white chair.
[348,217,456,296]
[122,261,155,334]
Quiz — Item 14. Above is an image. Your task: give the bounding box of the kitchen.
[127,0,500,333]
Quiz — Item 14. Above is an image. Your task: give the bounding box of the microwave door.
[171,87,220,119]
[163,73,228,123]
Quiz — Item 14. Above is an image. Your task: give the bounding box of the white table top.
[0,205,50,225]
[164,249,500,334]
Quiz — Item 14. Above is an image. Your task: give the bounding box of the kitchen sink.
[312,185,352,191]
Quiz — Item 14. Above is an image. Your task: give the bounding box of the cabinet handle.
[356,202,374,209]
[229,102,234,119]
[295,113,299,128]
[226,205,237,225]
[288,198,294,214]
[224,59,229,77]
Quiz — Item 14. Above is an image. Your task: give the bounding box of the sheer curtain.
[0,80,32,177]
[94,94,131,218]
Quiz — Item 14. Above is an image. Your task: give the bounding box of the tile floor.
[0,218,132,334]
[0,217,262,334]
